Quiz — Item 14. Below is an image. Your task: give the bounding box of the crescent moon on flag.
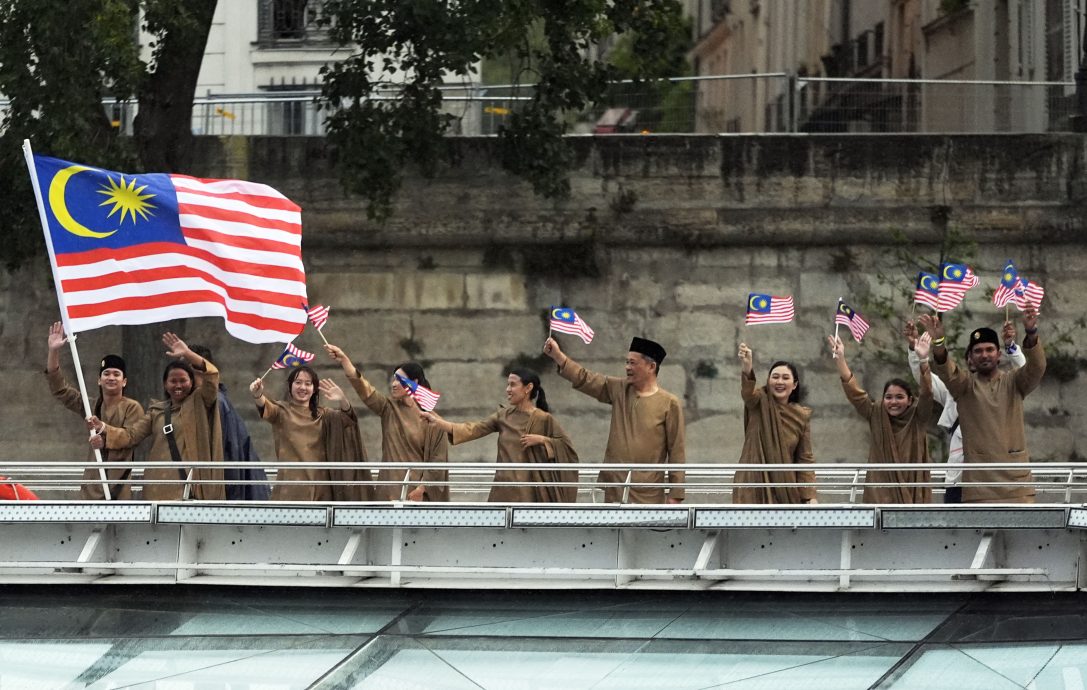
[48,165,117,239]
[748,295,763,311]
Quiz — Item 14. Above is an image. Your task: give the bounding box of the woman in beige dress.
[828,332,934,504]
[422,369,579,503]
[733,343,817,505]
[325,344,449,501]
[249,366,370,501]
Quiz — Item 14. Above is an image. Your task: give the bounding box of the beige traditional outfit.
[450,407,579,502]
[47,368,144,500]
[347,370,449,501]
[841,375,933,504]
[558,360,685,504]
[734,371,815,504]
[933,340,1045,503]
[102,361,225,500]
[259,399,371,501]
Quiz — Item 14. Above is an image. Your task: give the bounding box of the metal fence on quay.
[3,74,1078,139]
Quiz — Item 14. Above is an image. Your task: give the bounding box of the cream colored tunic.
[841,375,933,504]
[934,340,1046,503]
[558,360,685,504]
[260,399,367,501]
[103,361,225,501]
[734,371,815,504]
[47,368,144,500]
[450,407,579,503]
[347,370,448,501]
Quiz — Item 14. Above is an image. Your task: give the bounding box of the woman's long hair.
[509,368,549,412]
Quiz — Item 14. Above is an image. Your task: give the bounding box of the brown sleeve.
[740,370,761,409]
[450,412,501,446]
[102,409,153,450]
[932,353,970,400]
[841,374,875,420]
[558,358,615,404]
[197,360,220,407]
[1014,339,1046,397]
[46,368,85,415]
[346,370,391,417]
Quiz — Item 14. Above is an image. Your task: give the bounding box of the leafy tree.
[318,0,690,218]
[0,0,216,407]
[0,0,216,268]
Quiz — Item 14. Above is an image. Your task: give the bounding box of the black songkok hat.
[100,354,126,376]
[967,327,1000,354]
[629,337,667,366]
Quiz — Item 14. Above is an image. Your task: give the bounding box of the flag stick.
[259,366,275,380]
[315,327,330,346]
[1005,305,1009,322]
[22,140,111,499]
[833,297,842,340]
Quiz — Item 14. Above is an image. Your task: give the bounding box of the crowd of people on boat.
[41,304,1046,505]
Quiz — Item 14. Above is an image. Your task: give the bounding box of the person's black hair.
[767,360,803,404]
[509,368,549,412]
[189,344,213,365]
[883,377,914,400]
[286,365,320,419]
[396,362,430,389]
[162,360,196,401]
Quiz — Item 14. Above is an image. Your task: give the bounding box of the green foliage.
[0,0,214,268]
[318,0,690,219]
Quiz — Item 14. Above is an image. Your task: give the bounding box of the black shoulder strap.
[162,404,187,480]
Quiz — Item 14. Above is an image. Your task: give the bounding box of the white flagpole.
[833,297,842,340]
[22,141,112,499]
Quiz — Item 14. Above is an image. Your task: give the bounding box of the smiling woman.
[733,343,816,505]
[828,331,935,505]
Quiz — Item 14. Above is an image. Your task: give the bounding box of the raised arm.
[829,335,874,419]
[163,332,218,406]
[325,343,389,415]
[544,336,614,404]
[738,343,760,408]
[921,313,970,398]
[44,322,83,414]
[1014,306,1046,396]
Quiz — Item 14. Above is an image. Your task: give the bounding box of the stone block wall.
[6,134,1087,482]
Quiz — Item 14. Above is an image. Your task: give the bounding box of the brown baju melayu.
[102,361,225,500]
[450,406,579,502]
[259,399,371,501]
[47,368,144,500]
[841,375,933,504]
[558,360,685,504]
[934,340,1046,503]
[347,370,449,501]
[734,371,815,504]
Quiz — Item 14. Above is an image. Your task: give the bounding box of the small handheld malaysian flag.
[304,303,330,331]
[1013,277,1045,311]
[271,343,316,370]
[937,262,979,312]
[834,300,870,342]
[549,306,595,344]
[395,373,441,411]
[992,260,1021,309]
[746,293,794,325]
[914,272,940,310]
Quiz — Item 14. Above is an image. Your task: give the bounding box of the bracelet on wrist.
[918,358,929,364]
[933,337,946,346]
[1025,327,1038,335]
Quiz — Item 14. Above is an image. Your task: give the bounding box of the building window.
[258,0,329,46]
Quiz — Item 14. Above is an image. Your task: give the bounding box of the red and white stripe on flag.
[937,266,979,312]
[411,386,441,412]
[1013,280,1045,310]
[306,304,330,330]
[55,174,307,343]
